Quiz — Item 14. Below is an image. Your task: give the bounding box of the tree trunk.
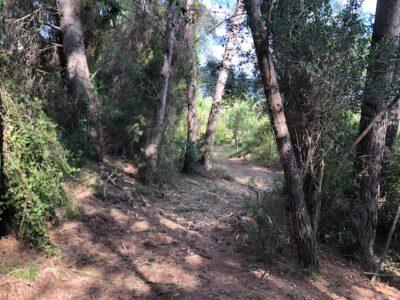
[57,0,105,161]
[386,69,400,149]
[356,0,400,263]
[244,0,318,269]
[234,127,239,149]
[182,0,200,173]
[0,92,3,188]
[200,0,244,170]
[386,104,399,149]
[141,0,177,183]
[279,62,325,236]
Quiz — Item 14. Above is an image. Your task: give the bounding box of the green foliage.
[379,149,400,245]
[197,97,279,165]
[0,88,71,246]
[5,265,38,281]
[243,179,289,263]
[318,115,360,252]
[337,228,358,254]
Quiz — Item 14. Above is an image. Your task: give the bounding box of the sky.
[199,0,377,68]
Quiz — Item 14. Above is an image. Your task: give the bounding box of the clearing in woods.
[1,147,399,299]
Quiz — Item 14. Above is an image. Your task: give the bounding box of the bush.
[243,178,289,262]
[0,87,72,247]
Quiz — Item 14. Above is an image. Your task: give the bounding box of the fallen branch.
[364,272,397,277]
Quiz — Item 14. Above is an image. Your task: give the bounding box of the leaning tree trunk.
[200,0,244,170]
[57,0,105,161]
[244,0,318,269]
[356,0,400,264]
[182,0,200,173]
[141,0,177,184]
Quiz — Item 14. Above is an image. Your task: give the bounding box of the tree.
[386,104,399,149]
[244,0,318,269]
[355,0,400,264]
[141,0,178,184]
[266,0,368,235]
[386,68,400,149]
[200,0,244,170]
[182,0,200,173]
[57,0,105,161]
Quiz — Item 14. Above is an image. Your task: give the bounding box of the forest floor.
[1,147,400,299]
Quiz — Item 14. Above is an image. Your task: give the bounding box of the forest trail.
[1,148,400,299]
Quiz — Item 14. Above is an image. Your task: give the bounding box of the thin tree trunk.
[386,29,400,150]
[234,127,239,149]
[371,202,400,283]
[244,0,318,269]
[386,69,400,149]
[0,92,3,188]
[182,0,200,173]
[200,0,244,170]
[57,0,105,161]
[142,0,177,183]
[356,0,400,263]
[385,104,399,149]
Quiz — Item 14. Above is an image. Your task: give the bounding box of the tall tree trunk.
[244,0,318,269]
[200,0,244,170]
[283,79,325,235]
[356,0,400,263]
[386,104,399,149]
[57,0,105,161]
[182,0,200,173]
[0,92,3,189]
[141,0,177,183]
[386,69,400,149]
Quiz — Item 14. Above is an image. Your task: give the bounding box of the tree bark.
[356,0,400,263]
[371,202,400,283]
[200,0,244,170]
[244,0,318,269]
[283,83,324,235]
[386,103,399,149]
[142,0,177,183]
[0,92,3,189]
[57,0,105,161]
[386,69,400,149]
[182,0,200,173]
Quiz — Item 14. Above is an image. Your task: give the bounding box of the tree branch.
[323,94,400,192]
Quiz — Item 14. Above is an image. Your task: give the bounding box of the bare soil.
[1,147,399,299]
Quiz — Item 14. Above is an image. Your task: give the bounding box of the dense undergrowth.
[0,86,73,247]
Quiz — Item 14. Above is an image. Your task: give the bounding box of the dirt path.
[1,149,400,299]
[212,147,279,191]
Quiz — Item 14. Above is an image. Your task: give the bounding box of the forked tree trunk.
[57,0,105,161]
[142,0,177,183]
[182,0,200,173]
[200,0,244,170]
[244,0,318,269]
[356,0,400,263]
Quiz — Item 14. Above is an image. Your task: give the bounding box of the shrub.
[0,87,72,247]
[243,177,289,262]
